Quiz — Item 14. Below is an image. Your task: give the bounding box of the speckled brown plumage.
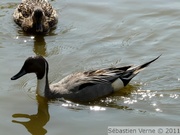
[13,0,58,33]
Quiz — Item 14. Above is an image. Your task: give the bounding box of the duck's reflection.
[33,35,47,56]
[11,84,137,134]
[12,96,49,135]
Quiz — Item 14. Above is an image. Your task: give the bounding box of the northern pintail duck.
[11,55,160,102]
[13,0,58,33]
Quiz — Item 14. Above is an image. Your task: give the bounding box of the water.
[0,0,180,135]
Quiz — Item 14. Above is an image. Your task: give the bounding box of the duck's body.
[13,0,58,33]
[11,55,160,102]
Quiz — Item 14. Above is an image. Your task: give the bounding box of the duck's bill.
[11,69,27,80]
[36,23,43,32]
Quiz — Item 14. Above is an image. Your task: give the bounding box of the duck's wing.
[39,0,58,27]
[13,1,34,26]
[51,66,130,91]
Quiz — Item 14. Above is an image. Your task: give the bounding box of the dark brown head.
[32,7,45,32]
[11,56,48,80]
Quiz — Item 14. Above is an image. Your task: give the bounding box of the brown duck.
[13,0,58,33]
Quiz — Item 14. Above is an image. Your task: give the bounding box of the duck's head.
[32,7,45,32]
[11,56,48,80]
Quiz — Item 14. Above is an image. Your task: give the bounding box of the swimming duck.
[13,0,58,33]
[11,55,160,102]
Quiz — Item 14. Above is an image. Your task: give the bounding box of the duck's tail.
[121,55,161,86]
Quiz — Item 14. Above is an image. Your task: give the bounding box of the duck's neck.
[37,61,50,98]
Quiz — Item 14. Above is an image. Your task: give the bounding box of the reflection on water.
[33,35,46,56]
[0,2,17,10]
[50,83,180,114]
[12,96,49,135]
[16,29,59,56]
[10,86,135,135]
[17,29,47,56]
[52,99,132,111]
[51,85,137,111]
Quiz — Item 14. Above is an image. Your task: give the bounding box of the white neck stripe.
[37,62,47,97]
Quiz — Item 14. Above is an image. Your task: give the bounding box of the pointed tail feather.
[134,54,161,74]
[121,55,161,86]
